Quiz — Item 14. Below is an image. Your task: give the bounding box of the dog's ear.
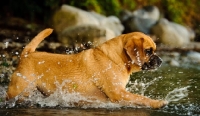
[124,38,144,66]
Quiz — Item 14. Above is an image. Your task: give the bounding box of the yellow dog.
[7,28,168,108]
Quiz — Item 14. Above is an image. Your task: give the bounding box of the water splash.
[28,89,122,109]
[1,80,122,109]
[126,76,162,96]
[0,76,190,109]
[165,86,190,103]
[0,86,7,107]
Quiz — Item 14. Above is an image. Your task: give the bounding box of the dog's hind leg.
[6,71,36,101]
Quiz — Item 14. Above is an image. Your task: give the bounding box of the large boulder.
[120,5,160,34]
[52,4,124,46]
[151,18,195,47]
[52,5,99,33]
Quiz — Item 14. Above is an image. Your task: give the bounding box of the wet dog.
[7,28,168,108]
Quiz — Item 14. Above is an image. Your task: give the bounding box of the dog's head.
[124,32,162,70]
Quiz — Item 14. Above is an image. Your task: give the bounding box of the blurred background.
[0,1,200,115]
[0,0,200,28]
[0,0,200,40]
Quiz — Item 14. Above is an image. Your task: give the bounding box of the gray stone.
[89,11,124,39]
[187,51,200,63]
[52,4,99,33]
[151,18,195,47]
[120,6,160,34]
[52,5,124,46]
[170,59,180,67]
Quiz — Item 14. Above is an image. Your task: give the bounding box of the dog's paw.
[150,100,168,109]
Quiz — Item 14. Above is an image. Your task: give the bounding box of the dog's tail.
[21,28,53,56]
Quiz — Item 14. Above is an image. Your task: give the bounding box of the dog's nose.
[149,55,162,67]
[142,55,162,70]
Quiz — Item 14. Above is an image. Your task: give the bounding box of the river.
[0,63,199,115]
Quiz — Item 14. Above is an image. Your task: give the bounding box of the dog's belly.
[36,75,108,101]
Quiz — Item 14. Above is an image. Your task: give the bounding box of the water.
[0,108,179,116]
[0,63,200,115]
[128,63,200,115]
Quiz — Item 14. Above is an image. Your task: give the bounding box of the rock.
[52,4,99,33]
[58,24,106,48]
[52,4,124,45]
[89,11,124,37]
[151,18,195,47]
[187,51,200,63]
[119,10,133,22]
[170,59,180,67]
[120,5,160,34]
[102,16,124,37]
[89,11,123,40]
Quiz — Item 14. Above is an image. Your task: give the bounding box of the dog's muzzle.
[142,55,162,70]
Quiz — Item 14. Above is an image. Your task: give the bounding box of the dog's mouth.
[141,55,162,70]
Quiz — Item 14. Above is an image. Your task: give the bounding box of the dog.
[6,28,168,108]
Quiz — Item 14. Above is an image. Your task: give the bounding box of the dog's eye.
[145,48,153,56]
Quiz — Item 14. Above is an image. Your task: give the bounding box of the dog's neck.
[96,36,138,74]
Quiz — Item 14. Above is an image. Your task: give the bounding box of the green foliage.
[69,0,122,16]
[160,0,200,26]
[97,0,121,16]
[120,0,136,11]
[69,0,102,14]
[162,0,186,24]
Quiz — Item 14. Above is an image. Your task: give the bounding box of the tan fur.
[7,28,168,108]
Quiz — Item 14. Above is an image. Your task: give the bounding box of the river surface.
[0,63,200,116]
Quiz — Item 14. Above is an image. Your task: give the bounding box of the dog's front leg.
[101,81,168,108]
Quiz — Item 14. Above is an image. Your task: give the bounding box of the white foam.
[126,76,162,96]
[26,80,123,108]
[28,89,122,109]
[165,86,190,102]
